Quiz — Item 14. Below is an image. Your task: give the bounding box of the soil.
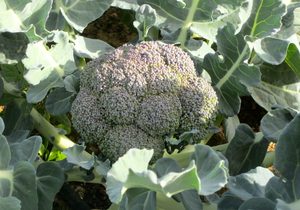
[53,7,268,210]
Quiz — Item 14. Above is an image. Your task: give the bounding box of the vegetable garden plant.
[0,0,300,209]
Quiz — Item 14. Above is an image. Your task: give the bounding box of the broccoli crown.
[71,41,218,162]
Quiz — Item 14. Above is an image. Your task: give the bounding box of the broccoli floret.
[101,125,164,163]
[71,41,218,163]
[137,94,182,137]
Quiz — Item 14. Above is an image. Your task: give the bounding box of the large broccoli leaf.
[138,0,245,42]
[250,62,300,112]
[22,31,76,103]
[46,0,113,32]
[0,0,52,37]
[202,24,261,116]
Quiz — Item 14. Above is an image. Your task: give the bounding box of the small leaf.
[13,161,38,210]
[64,73,80,93]
[0,32,29,64]
[286,43,300,78]
[261,107,298,142]
[111,0,139,10]
[192,145,228,195]
[227,167,274,200]
[63,144,95,170]
[225,125,269,175]
[0,0,52,37]
[36,162,64,210]
[2,99,33,135]
[73,35,114,59]
[275,113,300,181]
[138,0,245,42]
[22,31,76,86]
[0,117,5,134]
[242,0,286,40]
[224,115,240,142]
[45,87,75,115]
[250,62,300,111]
[106,148,201,204]
[26,72,64,103]
[133,4,157,40]
[9,136,42,165]
[265,176,296,203]
[239,198,276,210]
[202,24,261,116]
[0,197,21,210]
[49,0,113,32]
[0,134,10,169]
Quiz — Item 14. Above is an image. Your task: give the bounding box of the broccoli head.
[71,41,218,163]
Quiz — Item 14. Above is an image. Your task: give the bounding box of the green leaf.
[48,0,113,32]
[133,4,157,40]
[106,148,201,204]
[63,144,95,170]
[138,0,245,43]
[192,145,228,195]
[13,161,38,210]
[261,107,298,142]
[252,37,289,65]
[121,189,156,210]
[227,167,274,200]
[0,197,21,210]
[250,62,300,111]
[225,125,268,175]
[265,176,296,202]
[45,87,75,115]
[249,3,299,65]
[2,99,33,135]
[9,136,42,166]
[202,24,261,116]
[275,113,300,181]
[0,134,10,169]
[63,73,79,93]
[0,32,29,64]
[73,35,114,59]
[22,31,76,86]
[112,0,139,10]
[286,43,300,78]
[26,72,64,103]
[0,0,52,37]
[239,198,276,210]
[0,117,5,134]
[154,158,202,210]
[242,0,286,40]
[224,115,240,142]
[36,162,64,210]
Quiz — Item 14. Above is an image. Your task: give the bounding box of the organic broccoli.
[71,41,218,163]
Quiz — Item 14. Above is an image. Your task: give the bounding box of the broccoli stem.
[30,108,75,150]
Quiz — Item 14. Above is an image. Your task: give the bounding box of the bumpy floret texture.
[71,41,218,162]
[101,125,164,163]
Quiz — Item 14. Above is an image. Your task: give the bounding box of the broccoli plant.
[71,41,218,162]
